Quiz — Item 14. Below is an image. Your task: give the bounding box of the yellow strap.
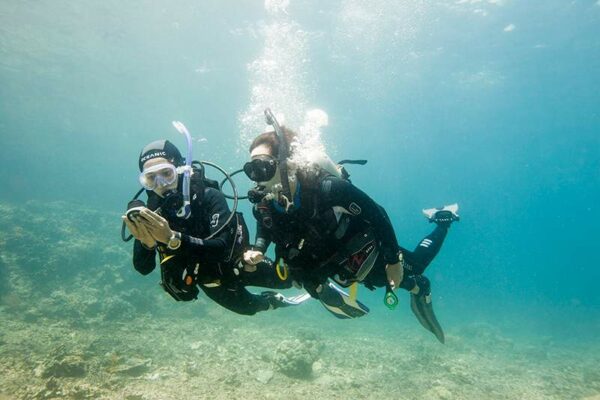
[160,254,176,265]
[275,258,289,281]
[349,282,358,303]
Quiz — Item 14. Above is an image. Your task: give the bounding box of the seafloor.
[0,201,598,400]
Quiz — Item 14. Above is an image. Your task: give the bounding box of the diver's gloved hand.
[122,214,157,248]
[242,250,265,271]
[138,209,174,244]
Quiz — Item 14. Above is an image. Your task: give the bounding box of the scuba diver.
[242,109,459,342]
[121,121,309,316]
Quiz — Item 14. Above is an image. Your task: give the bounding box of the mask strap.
[176,165,193,174]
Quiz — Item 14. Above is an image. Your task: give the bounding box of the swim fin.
[318,281,370,319]
[283,292,312,305]
[261,291,312,309]
[422,203,460,225]
[410,293,445,343]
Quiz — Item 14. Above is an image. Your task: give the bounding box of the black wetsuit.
[132,177,291,315]
[252,170,449,296]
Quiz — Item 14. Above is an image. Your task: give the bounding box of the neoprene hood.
[138,140,184,171]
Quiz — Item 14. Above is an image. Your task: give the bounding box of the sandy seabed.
[0,201,598,400]
[0,303,599,400]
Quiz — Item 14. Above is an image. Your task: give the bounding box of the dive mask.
[139,163,178,190]
[243,155,277,182]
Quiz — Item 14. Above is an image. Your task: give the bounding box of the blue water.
[1,1,599,398]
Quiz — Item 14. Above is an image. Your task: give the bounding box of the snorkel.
[264,108,294,211]
[172,121,193,219]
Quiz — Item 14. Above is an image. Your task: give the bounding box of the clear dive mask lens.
[243,156,277,182]
[139,163,178,190]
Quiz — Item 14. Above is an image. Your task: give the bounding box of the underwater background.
[1,1,599,399]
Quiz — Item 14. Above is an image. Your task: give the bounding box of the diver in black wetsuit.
[122,138,306,316]
[242,114,458,341]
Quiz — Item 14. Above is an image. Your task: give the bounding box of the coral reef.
[273,338,322,379]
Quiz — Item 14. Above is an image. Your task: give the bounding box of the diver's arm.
[132,239,156,275]
[322,177,401,264]
[179,188,230,257]
[123,214,157,274]
[252,205,272,253]
[242,205,272,267]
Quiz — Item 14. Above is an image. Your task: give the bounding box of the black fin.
[318,282,369,319]
[410,294,445,344]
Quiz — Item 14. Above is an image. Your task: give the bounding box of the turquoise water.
[1,1,599,399]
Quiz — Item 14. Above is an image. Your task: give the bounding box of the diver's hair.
[249,127,297,157]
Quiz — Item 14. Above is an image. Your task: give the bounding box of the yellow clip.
[275,258,288,281]
[160,254,176,265]
[349,282,358,303]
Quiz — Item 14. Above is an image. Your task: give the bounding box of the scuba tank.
[305,151,343,179]
[304,151,367,182]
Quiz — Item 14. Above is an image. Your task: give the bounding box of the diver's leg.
[401,203,459,275]
[199,280,308,315]
[401,224,449,275]
[398,274,429,293]
[198,283,270,316]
